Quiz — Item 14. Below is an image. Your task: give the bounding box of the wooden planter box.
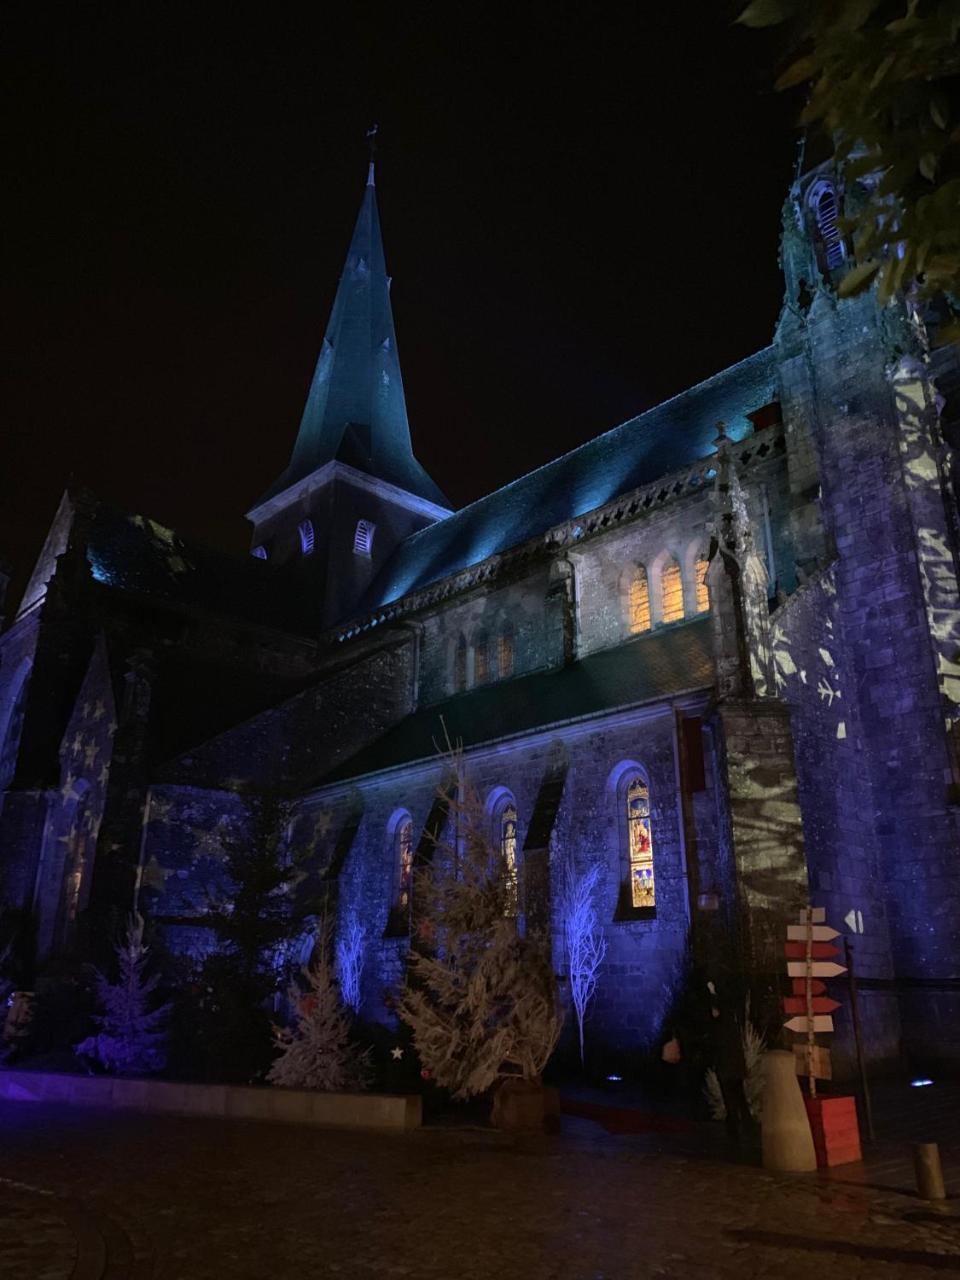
[804,1095,861,1168]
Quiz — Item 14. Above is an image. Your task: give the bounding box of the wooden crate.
[804,1095,861,1168]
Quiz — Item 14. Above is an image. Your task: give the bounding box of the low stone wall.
[0,1069,422,1131]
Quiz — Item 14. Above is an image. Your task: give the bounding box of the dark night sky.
[3,3,798,605]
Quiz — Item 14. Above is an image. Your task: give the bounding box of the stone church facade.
[2,157,959,1071]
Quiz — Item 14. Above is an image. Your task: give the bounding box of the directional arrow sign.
[784,941,841,961]
[786,924,840,942]
[785,1014,835,1034]
[783,995,841,1016]
[787,961,846,979]
[791,977,827,996]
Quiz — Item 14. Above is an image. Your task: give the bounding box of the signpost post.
[782,906,861,1166]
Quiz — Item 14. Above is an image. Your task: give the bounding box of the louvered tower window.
[298,520,315,555]
[660,559,684,623]
[812,182,846,271]
[354,520,375,557]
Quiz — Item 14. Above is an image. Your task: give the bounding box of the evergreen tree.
[193,799,307,1083]
[398,748,561,1100]
[77,913,170,1076]
[268,919,368,1091]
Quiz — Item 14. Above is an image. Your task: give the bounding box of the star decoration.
[57,824,78,848]
[106,720,118,738]
[81,701,91,719]
[98,764,110,787]
[60,772,79,803]
[390,1046,404,1061]
[92,700,106,722]
[70,733,83,757]
[83,742,100,768]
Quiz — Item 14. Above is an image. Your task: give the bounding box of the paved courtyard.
[2,1089,960,1278]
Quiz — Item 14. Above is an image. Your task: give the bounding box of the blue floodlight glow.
[910,1078,934,1088]
[606,1073,622,1082]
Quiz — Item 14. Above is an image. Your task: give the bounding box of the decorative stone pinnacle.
[714,421,729,451]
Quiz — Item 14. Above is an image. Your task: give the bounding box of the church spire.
[259,135,447,509]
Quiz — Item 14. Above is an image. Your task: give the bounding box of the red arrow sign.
[783,996,841,1015]
[791,978,827,996]
[784,941,841,961]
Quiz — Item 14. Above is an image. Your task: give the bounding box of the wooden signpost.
[783,906,862,1167]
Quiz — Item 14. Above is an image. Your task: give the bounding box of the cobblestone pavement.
[2,1096,960,1279]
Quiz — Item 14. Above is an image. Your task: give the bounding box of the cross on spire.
[366,123,379,186]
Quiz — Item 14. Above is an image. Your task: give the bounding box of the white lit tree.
[562,861,607,1066]
[335,914,365,1014]
[77,913,170,1076]
[398,746,561,1100]
[268,917,368,1092]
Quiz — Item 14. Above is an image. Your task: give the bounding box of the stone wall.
[290,700,720,1059]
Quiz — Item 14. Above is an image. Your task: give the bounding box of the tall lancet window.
[628,565,652,634]
[660,558,684,623]
[498,625,515,679]
[454,635,467,694]
[298,520,315,556]
[695,555,710,613]
[396,816,414,915]
[497,799,519,918]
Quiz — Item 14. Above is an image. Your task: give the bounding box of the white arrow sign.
[785,1014,835,1034]
[786,924,840,942]
[787,961,846,979]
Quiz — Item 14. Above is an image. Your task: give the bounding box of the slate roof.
[85,504,318,636]
[365,348,776,609]
[256,168,448,511]
[323,617,714,783]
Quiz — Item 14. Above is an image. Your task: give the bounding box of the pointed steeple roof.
[259,158,448,510]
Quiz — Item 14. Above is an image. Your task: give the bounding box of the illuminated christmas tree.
[77,913,169,1076]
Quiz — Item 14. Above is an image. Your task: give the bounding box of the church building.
[2,153,959,1071]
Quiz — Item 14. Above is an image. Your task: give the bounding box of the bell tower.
[247,136,450,627]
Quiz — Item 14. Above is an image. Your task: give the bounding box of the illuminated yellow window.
[498,628,514,678]
[660,558,684,623]
[628,566,651,633]
[474,635,489,683]
[695,555,710,613]
[626,777,655,909]
[500,801,519,917]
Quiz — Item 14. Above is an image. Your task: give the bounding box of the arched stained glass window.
[498,626,515,679]
[474,633,489,684]
[500,800,519,917]
[660,558,684,624]
[626,777,655,910]
[628,566,651,634]
[454,635,467,693]
[695,555,710,613]
[396,817,414,913]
